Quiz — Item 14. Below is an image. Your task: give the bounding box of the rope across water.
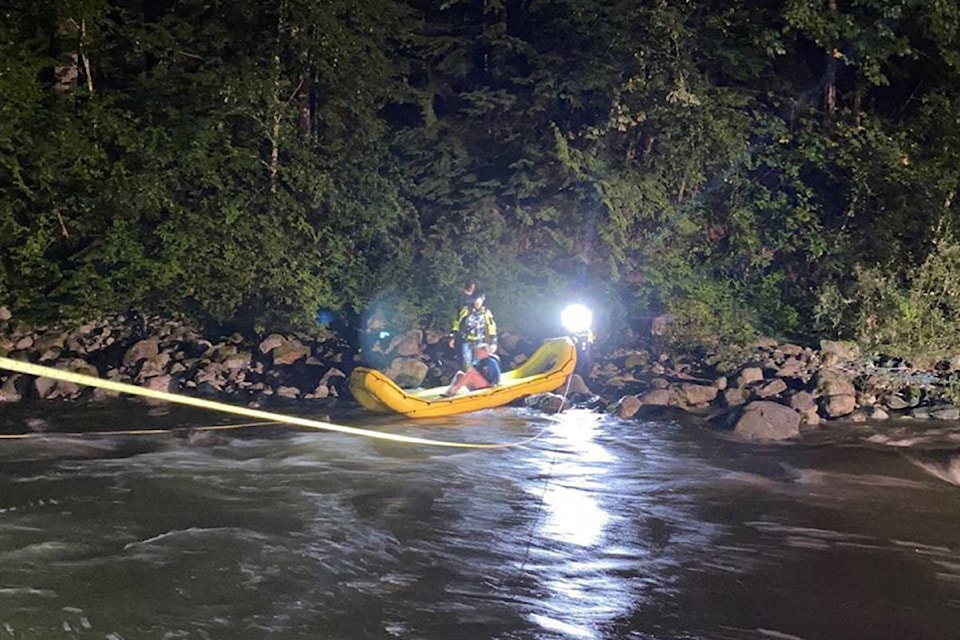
[0,357,558,449]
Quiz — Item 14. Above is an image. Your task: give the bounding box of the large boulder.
[676,383,718,406]
[816,369,855,397]
[123,337,160,366]
[387,329,423,357]
[638,389,673,407]
[384,358,429,388]
[259,334,285,355]
[735,367,764,387]
[820,393,856,418]
[615,395,642,419]
[272,340,310,366]
[733,401,801,441]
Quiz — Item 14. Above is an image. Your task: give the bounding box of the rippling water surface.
[1,401,960,639]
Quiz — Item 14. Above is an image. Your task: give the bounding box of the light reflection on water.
[1,403,960,638]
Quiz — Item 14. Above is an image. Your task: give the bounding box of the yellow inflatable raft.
[348,337,577,418]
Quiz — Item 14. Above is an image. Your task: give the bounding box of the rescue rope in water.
[0,357,548,449]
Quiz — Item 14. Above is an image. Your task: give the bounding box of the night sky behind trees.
[2,0,959,351]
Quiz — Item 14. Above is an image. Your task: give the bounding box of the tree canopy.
[3,0,960,351]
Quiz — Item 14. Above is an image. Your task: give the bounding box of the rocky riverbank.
[2,308,960,441]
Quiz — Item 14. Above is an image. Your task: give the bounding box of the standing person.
[442,342,501,396]
[459,280,478,310]
[448,292,497,369]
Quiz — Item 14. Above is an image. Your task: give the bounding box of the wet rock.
[616,395,642,419]
[910,407,931,420]
[384,357,428,388]
[0,306,10,321]
[820,393,856,418]
[865,406,890,421]
[713,376,728,391]
[14,335,34,350]
[534,393,567,413]
[931,406,960,421]
[733,401,801,441]
[123,337,160,366]
[847,411,869,423]
[565,373,592,396]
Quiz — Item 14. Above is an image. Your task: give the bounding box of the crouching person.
[443,342,501,396]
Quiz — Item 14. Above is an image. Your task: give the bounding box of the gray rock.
[565,374,592,396]
[34,331,68,353]
[272,340,310,366]
[223,352,252,370]
[0,375,22,402]
[14,336,33,350]
[388,329,423,357]
[910,407,931,420]
[789,391,817,413]
[638,389,672,407]
[713,376,728,391]
[616,395,642,419]
[756,378,788,399]
[723,387,748,407]
[676,383,718,406]
[146,375,173,392]
[820,393,856,418]
[816,369,855,397]
[884,394,911,411]
[734,401,801,441]
[800,408,820,426]
[535,393,567,413]
[123,337,160,366]
[736,367,764,387]
[0,306,10,321]
[258,334,285,355]
[931,406,960,421]
[384,357,429,388]
[865,406,890,420]
[276,386,301,399]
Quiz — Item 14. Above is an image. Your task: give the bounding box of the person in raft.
[448,292,497,369]
[442,342,501,396]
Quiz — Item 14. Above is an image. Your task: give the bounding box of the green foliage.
[3,0,960,350]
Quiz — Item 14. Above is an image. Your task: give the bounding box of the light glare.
[561,303,593,334]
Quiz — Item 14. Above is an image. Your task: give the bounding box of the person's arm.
[449,307,466,348]
[486,310,498,350]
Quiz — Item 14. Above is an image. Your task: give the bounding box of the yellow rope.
[0,357,544,449]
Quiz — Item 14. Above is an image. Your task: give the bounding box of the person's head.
[463,280,477,295]
[475,342,490,357]
[472,293,485,309]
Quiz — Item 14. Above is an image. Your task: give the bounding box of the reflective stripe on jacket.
[451,306,497,342]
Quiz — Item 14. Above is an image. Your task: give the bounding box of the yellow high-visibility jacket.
[451,306,497,343]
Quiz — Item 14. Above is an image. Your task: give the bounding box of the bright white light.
[561,303,593,334]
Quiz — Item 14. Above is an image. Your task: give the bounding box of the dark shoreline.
[2,312,959,441]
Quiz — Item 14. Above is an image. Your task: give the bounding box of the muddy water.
[1,402,959,639]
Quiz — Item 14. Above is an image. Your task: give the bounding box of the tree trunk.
[823,0,838,121]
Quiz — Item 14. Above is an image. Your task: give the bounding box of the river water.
[1,401,959,639]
